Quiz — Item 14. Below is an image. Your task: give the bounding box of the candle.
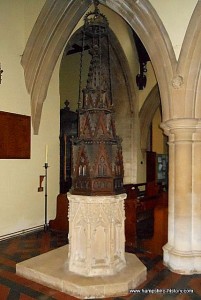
[45,144,48,163]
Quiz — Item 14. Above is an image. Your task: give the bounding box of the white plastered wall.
[0,0,60,237]
[150,0,198,60]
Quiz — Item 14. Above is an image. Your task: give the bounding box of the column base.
[16,245,147,299]
[163,243,201,274]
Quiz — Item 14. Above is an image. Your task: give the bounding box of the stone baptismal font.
[16,1,147,298]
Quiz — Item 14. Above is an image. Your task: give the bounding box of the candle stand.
[38,163,49,231]
[44,162,49,231]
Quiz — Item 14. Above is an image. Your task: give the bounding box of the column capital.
[161,118,201,140]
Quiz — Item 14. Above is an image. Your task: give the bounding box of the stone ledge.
[16,245,147,299]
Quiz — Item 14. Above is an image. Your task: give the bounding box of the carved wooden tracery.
[70,3,124,196]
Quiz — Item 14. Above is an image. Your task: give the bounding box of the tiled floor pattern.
[0,230,201,299]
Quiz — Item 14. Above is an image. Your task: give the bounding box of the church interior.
[1,0,201,298]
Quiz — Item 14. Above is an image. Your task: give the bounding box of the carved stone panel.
[67,192,127,276]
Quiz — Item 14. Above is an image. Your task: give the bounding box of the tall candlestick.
[45,144,48,163]
[44,162,48,231]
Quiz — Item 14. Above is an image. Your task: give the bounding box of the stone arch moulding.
[21,0,91,134]
[176,1,201,118]
[139,84,160,151]
[21,0,176,134]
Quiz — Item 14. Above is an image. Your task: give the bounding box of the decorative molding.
[171,75,184,89]
[21,0,176,134]
[177,1,201,117]
[21,0,90,134]
[67,193,126,276]
[0,225,43,241]
[139,84,160,150]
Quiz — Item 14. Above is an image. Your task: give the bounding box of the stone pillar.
[162,118,201,274]
[67,192,127,276]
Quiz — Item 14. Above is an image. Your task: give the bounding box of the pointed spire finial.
[93,0,99,12]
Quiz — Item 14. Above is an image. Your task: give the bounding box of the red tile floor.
[0,229,201,299]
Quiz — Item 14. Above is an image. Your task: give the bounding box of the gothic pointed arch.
[93,143,113,178]
[21,0,90,134]
[139,84,160,150]
[80,112,93,139]
[73,145,89,178]
[176,1,201,118]
[22,0,176,134]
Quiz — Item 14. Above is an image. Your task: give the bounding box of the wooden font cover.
[70,3,124,196]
